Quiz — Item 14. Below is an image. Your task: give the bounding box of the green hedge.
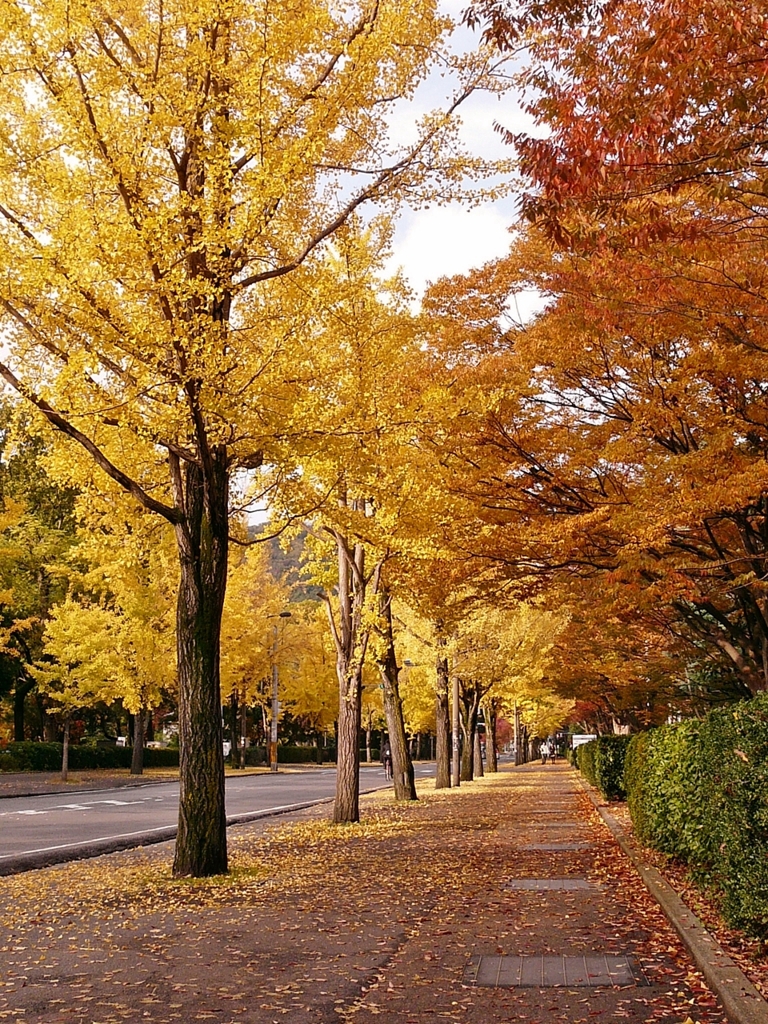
[0,741,63,772]
[0,742,180,772]
[143,748,180,768]
[625,694,768,938]
[575,735,632,801]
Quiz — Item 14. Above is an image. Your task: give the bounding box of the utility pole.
[239,692,247,770]
[518,700,524,765]
[269,611,292,773]
[451,672,461,788]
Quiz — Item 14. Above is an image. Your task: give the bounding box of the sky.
[385,0,534,300]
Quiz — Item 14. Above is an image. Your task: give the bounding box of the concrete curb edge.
[578,778,767,1024]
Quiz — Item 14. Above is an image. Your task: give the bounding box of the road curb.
[578,778,768,1024]
[0,790,381,877]
[0,779,172,800]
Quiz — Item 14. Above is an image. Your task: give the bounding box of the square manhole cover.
[465,955,647,988]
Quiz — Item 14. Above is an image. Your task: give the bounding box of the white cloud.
[387,203,514,294]
[386,2,538,300]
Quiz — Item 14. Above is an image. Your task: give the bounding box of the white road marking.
[1,797,152,818]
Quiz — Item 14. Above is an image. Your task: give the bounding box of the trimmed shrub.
[623,730,652,839]
[279,745,328,764]
[143,747,180,768]
[69,745,123,769]
[576,739,598,788]
[624,694,768,938]
[0,741,64,772]
[624,721,710,863]
[0,749,22,772]
[575,735,632,800]
[594,735,632,800]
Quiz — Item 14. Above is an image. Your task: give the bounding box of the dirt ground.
[0,764,734,1023]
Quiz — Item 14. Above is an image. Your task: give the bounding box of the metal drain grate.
[464,954,647,988]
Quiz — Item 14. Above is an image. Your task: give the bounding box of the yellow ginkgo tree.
[72,494,178,773]
[0,0,507,874]
[32,600,122,780]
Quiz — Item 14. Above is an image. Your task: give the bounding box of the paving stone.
[504,878,598,891]
[531,822,583,828]
[521,955,545,986]
[465,955,646,988]
[520,842,591,851]
[529,809,575,815]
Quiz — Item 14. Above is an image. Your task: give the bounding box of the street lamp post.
[451,671,461,788]
[269,611,292,773]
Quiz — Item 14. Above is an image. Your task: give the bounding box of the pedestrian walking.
[382,742,393,781]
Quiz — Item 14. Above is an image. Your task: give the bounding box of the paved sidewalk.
[0,764,731,1023]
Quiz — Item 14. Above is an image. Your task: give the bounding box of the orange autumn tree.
[0,0,503,874]
[435,0,768,709]
[468,0,768,244]
[424,215,768,703]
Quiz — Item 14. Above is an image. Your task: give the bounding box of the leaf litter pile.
[0,767,732,1023]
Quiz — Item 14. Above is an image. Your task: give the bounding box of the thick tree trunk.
[460,724,473,780]
[485,701,498,772]
[473,728,484,778]
[460,685,479,782]
[130,709,146,775]
[434,644,451,788]
[327,520,382,824]
[334,663,362,822]
[172,457,229,877]
[513,703,522,765]
[61,715,70,782]
[385,712,415,801]
[13,676,35,741]
[376,589,417,802]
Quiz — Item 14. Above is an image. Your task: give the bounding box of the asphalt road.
[0,763,437,866]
